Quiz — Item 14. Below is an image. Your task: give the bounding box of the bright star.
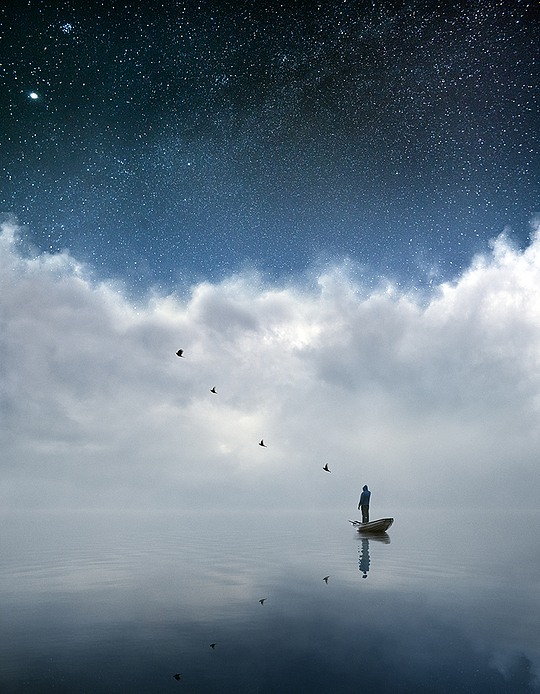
[29,92,39,100]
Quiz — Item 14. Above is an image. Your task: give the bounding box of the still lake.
[1,508,539,693]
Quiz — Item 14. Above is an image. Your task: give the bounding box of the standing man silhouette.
[358,485,371,523]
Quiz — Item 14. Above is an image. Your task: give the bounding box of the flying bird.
[323,463,331,472]
[259,598,267,605]
[210,387,217,393]
[323,576,330,584]
[210,643,216,649]
[259,440,267,447]
[173,673,182,681]
[176,349,184,357]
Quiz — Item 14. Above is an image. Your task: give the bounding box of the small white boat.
[349,518,394,533]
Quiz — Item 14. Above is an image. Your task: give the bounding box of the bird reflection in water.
[357,533,390,578]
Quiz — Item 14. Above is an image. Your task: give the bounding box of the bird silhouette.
[259,598,267,605]
[210,643,216,649]
[210,387,217,393]
[173,673,182,680]
[323,575,330,583]
[176,349,184,357]
[259,440,267,447]
[323,463,331,472]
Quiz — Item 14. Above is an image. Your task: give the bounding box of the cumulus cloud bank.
[2,221,540,511]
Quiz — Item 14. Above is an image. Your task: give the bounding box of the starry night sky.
[1,0,538,290]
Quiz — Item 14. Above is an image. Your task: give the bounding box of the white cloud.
[2,220,540,512]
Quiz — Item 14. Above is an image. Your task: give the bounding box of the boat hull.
[349,518,394,533]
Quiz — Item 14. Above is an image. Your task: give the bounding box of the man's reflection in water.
[357,533,390,578]
[359,538,370,578]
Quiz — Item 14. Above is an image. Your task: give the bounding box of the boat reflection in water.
[350,517,392,578]
[356,532,390,578]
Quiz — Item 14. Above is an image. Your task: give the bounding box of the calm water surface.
[1,508,539,693]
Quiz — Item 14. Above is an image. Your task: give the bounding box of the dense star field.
[1,0,538,289]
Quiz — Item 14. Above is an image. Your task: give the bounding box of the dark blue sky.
[1,0,538,290]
